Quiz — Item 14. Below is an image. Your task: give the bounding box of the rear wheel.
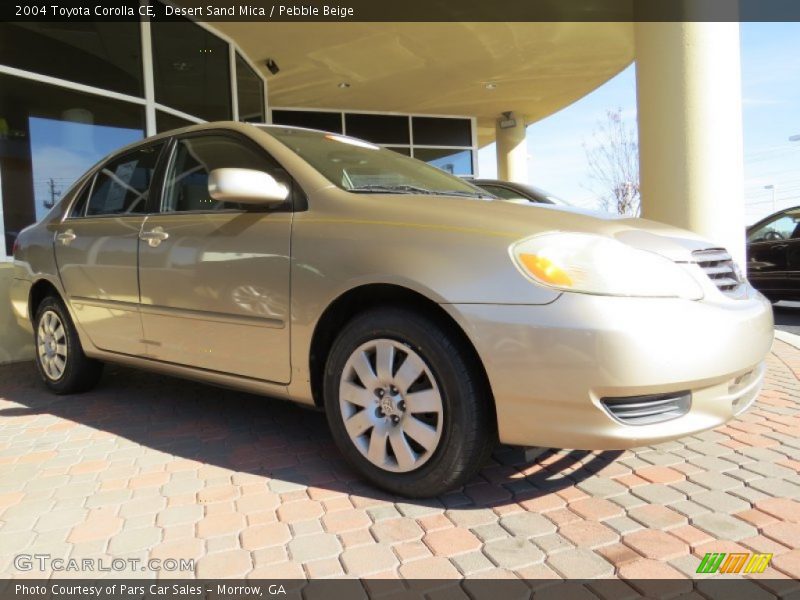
[323,307,495,497]
[34,296,103,394]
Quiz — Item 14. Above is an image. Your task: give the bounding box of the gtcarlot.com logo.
[696,552,772,574]
[14,554,194,573]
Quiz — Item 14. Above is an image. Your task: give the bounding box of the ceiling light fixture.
[338,82,351,89]
[485,82,497,90]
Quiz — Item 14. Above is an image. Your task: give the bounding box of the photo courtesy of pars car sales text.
[14,585,286,597]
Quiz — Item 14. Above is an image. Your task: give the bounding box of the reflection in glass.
[151,18,231,121]
[412,117,472,147]
[29,117,142,220]
[156,111,196,134]
[345,113,410,145]
[236,54,265,123]
[271,110,343,134]
[413,148,473,176]
[0,74,144,253]
[0,23,143,96]
[87,144,164,216]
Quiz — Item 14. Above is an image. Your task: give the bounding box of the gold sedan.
[11,122,774,497]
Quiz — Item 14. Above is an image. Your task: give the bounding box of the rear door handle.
[56,229,76,245]
[139,226,169,247]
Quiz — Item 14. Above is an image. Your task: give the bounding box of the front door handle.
[56,229,76,245]
[139,226,169,248]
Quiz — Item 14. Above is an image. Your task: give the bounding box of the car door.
[54,141,166,355]
[747,212,797,297]
[137,132,293,383]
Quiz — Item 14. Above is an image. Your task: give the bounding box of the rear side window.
[162,134,287,213]
[86,144,164,216]
[478,184,522,201]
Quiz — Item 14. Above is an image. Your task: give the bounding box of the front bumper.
[452,286,774,449]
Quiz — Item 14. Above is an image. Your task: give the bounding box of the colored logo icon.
[696,552,772,574]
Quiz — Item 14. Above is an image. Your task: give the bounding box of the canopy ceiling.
[205,21,634,145]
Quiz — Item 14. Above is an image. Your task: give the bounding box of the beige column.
[495,112,528,183]
[635,22,745,265]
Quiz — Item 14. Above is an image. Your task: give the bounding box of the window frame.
[63,139,169,220]
[156,129,300,216]
[747,211,800,245]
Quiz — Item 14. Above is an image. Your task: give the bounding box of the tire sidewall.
[33,296,96,394]
[324,308,480,495]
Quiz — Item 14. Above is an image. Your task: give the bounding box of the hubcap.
[339,339,443,473]
[37,310,67,381]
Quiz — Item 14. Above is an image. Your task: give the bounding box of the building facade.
[0,17,478,259]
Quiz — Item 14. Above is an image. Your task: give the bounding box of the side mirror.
[208,168,289,207]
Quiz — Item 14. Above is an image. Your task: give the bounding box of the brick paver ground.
[1,340,800,591]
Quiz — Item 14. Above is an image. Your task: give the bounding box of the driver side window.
[748,214,799,243]
[162,134,287,213]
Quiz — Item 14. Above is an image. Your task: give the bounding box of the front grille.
[692,248,742,294]
[601,391,691,425]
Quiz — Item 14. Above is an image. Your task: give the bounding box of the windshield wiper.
[348,184,436,195]
[348,185,491,198]
[439,190,492,199]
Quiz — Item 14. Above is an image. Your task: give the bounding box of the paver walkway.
[1,341,799,595]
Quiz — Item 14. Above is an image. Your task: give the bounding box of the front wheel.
[34,296,103,394]
[323,307,495,497]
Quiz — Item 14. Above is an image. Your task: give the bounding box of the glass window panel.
[271,110,343,134]
[156,111,197,134]
[151,18,231,121]
[162,135,286,213]
[266,127,479,196]
[748,212,800,243]
[236,53,265,123]
[345,113,409,145]
[68,180,92,218]
[0,74,144,254]
[87,143,164,216]
[413,148,473,176]
[0,23,142,97]
[412,117,472,147]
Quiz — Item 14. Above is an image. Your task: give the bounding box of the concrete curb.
[774,329,800,350]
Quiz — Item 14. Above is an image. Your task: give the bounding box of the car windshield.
[476,182,570,206]
[263,126,490,198]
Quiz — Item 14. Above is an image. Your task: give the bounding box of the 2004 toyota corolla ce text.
[11,122,773,497]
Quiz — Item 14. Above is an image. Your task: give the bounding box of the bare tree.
[584,108,640,216]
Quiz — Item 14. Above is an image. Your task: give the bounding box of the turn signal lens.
[511,232,704,300]
[518,254,573,287]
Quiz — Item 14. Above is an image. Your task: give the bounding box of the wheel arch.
[28,278,63,322]
[308,283,496,426]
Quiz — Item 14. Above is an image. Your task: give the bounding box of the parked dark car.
[747,206,800,302]
[472,179,567,205]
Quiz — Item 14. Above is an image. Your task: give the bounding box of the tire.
[323,306,495,497]
[33,295,103,394]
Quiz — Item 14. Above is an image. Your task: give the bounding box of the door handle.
[139,226,169,247]
[773,244,788,251]
[56,229,76,245]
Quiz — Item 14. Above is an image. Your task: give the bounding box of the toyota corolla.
[11,122,773,497]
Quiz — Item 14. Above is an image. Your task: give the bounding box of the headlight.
[510,233,703,299]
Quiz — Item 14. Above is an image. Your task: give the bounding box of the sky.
[477,22,800,225]
[28,117,143,220]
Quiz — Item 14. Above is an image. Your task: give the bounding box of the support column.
[635,22,745,265]
[495,112,528,183]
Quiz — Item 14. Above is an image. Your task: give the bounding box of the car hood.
[363,194,720,263]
